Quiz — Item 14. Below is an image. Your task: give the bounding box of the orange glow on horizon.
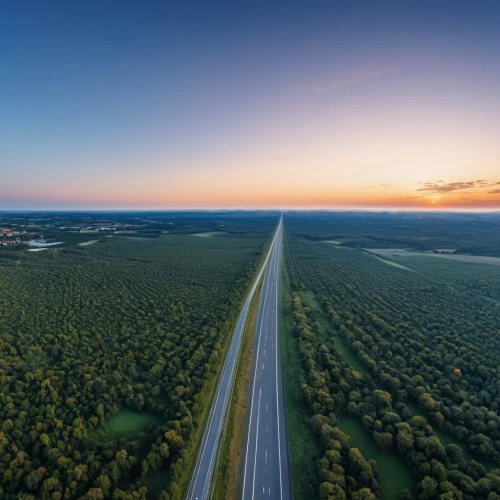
[8,177,500,211]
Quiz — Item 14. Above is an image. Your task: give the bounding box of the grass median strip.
[213,277,264,500]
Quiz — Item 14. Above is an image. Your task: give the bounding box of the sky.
[1,0,500,210]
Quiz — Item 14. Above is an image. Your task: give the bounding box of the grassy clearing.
[366,248,500,265]
[89,409,163,442]
[339,416,415,499]
[213,278,264,500]
[192,231,227,237]
[281,236,323,499]
[296,289,323,311]
[371,254,412,270]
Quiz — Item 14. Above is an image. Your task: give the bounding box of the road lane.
[242,218,292,500]
[186,221,282,500]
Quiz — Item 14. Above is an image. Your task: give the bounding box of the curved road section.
[242,219,291,500]
[187,218,283,500]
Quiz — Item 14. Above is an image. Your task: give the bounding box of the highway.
[242,217,291,500]
[186,219,283,500]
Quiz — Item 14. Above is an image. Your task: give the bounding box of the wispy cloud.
[315,67,399,94]
[417,179,492,194]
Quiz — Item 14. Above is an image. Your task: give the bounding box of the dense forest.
[285,212,500,257]
[368,255,500,303]
[0,228,271,499]
[283,214,500,499]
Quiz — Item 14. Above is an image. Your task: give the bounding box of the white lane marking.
[275,226,284,500]
[266,403,268,412]
[252,388,262,500]
[242,229,279,500]
[262,363,264,370]
[265,449,267,463]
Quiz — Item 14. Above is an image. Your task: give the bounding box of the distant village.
[0,212,179,251]
[0,227,27,247]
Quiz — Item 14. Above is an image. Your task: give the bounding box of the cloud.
[488,189,500,194]
[315,67,399,94]
[417,179,492,194]
[359,183,392,189]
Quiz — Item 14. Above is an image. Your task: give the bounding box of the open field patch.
[366,248,500,265]
[340,416,415,499]
[192,231,227,237]
[89,409,163,442]
[370,253,412,270]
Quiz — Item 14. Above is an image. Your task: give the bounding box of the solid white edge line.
[276,224,284,500]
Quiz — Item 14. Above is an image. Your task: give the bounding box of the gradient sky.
[1,1,500,210]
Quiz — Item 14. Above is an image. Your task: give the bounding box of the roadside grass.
[281,233,322,499]
[339,416,415,499]
[213,277,264,500]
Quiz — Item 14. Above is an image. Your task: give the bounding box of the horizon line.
[1,207,500,214]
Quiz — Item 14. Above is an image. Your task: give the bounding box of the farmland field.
[0,224,272,500]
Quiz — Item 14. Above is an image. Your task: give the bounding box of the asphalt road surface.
[242,218,292,500]
[186,220,283,500]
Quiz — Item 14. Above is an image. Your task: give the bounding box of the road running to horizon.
[242,218,292,500]
[186,219,282,500]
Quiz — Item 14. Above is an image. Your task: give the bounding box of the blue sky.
[1,1,500,209]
